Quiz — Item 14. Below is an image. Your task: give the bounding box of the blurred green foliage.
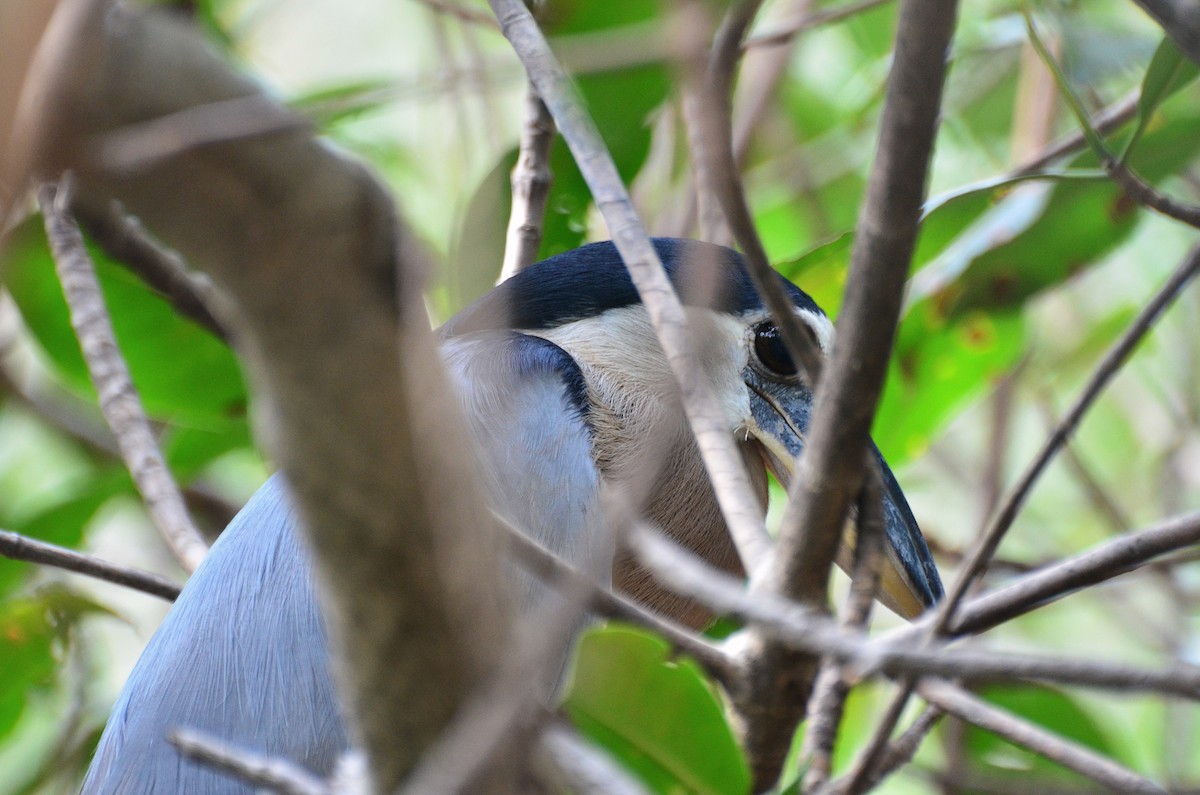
[2,0,1200,792]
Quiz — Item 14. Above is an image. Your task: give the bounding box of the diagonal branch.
[38,179,208,572]
[487,0,773,571]
[0,528,182,601]
[24,3,514,789]
[917,679,1167,794]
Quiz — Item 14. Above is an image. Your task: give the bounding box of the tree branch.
[0,528,181,601]
[917,679,1167,794]
[168,729,330,795]
[487,0,774,571]
[38,179,209,572]
[24,3,514,790]
[499,86,555,281]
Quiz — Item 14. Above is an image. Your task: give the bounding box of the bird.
[80,238,943,794]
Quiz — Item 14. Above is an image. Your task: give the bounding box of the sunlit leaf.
[1126,36,1200,158]
[563,625,751,795]
[1,218,248,426]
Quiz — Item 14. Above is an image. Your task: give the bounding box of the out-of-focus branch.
[889,509,1200,642]
[0,528,182,601]
[917,680,1167,794]
[22,3,513,790]
[169,730,330,795]
[488,0,774,571]
[71,198,229,341]
[498,86,555,281]
[933,244,1200,635]
[744,0,892,50]
[39,180,209,572]
[735,0,959,783]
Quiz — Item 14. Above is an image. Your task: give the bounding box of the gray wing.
[81,475,346,795]
[82,331,609,793]
[440,331,612,616]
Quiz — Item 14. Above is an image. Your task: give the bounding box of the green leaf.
[1126,37,1200,158]
[962,685,1118,783]
[0,589,112,743]
[874,307,1026,465]
[780,233,854,317]
[563,625,751,795]
[917,102,1200,320]
[781,235,1027,467]
[1,217,247,426]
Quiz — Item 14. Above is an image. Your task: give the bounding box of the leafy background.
[1,0,1199,792]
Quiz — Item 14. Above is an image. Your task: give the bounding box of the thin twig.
[933,243,1200,635]
[917,679,1167,794]
[1023,10,1200,230]
[1011,90,1138,176]
[631,526,1200,699]
[71,198,228,341]
[488,0,773,571]
[168,729,330,795]
[0,529,181,601]
[801,468,887,789]
[689,0,826,381]
[499,86,556,281]
[904,508,1200,640]
[38,180,208,572]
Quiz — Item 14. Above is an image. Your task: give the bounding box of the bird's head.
[445,238,943,619]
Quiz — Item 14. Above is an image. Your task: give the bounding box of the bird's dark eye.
[753,322,798,377]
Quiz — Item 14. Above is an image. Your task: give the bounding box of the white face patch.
[797,307,835,354]
[532,305,753,432]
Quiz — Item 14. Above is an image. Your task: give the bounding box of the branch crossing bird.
[81,238,942,794]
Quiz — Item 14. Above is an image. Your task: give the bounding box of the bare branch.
[0,528,181,601]
[800,469,888,789]
[686,0,826,381]
[1012,90,1138,176]
[917,679,1168,794]
[488,0,773,570]
[71,198,228,341]
[894,509,1200,641]
[763,0,959,607]
[499,86,555,281]
[630,527,1200,699]
[38,179,208,572]
[932,244,1200,635]
[27,4,513,789]
[168,729,330,795]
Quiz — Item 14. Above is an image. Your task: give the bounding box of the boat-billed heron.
[81,238,942,794]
